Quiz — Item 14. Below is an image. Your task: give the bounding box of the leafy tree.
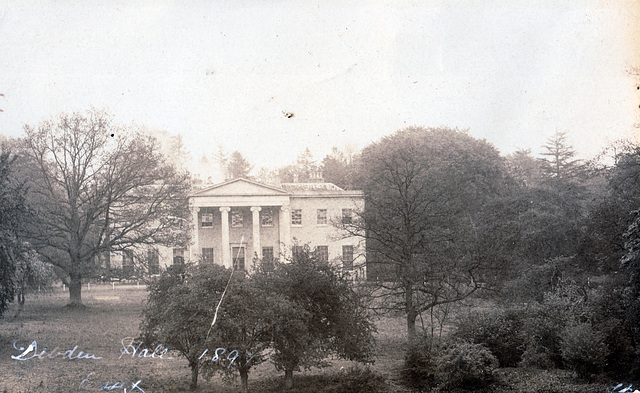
[264,248,375,388]
[580,141,640,271]
[506,148,543,188]
[253,166,278,185]
[141,257,372,391]
[140,263,272,390]
[278,147,318,183]
[13,249,55,318]
[214,144,230,180]
[321,146,360,189]
[226,150,253,179]
[347,126,510,340]
[211,272,280,392]
[0,146,29,317]
[141,128,191,174]
[21,109,190,307]
[501,134,591,266]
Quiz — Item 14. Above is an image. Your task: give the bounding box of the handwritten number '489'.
[199,348,253,367]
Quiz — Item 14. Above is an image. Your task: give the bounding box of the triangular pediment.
[192,178,288,197]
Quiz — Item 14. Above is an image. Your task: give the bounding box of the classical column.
[220,206,231,268]
[250,206,262,260]
[279,205,291,260]
[190,206,200,261]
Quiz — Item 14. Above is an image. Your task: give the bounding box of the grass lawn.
[0,285,409,393]
[1,286,618,393]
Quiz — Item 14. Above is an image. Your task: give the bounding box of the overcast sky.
[0,0,638,174]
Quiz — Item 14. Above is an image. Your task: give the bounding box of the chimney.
[309,169,324,183]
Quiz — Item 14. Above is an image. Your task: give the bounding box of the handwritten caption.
[11,340,102,361]
[10,338,253,391]
[79,373,145,392]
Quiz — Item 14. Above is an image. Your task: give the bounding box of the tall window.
[123,250,134,278]
[147,249,160,275]
[342,209,353,224]
[231,209,243,227]
[202,248,214,264]
[291,209,302,226]
[201,211,213,227]
[261,208,273,227]
[342,245,354,270]
[173,248,185,266]
[262,246,274,271]
[292,245,304,259]
[315,245,328,263]
[317,209,327,225]
[232,246,245,271]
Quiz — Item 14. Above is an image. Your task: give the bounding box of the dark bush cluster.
[448,277,640,382]
[454,308,525,367]
[403,337,498,391]
[402,337,437,389]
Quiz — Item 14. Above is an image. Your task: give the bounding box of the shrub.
[454,308,526,367]
[592,283,640,378]
[560,322,609,379]
[519,281,593,369]
[401,335,437,389]
[435,341,498,389]
[323,367,387,393]
[519,304,564,368]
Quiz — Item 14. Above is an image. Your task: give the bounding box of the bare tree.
[21,109,190,307]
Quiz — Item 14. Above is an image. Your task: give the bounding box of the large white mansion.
[106,178,366,280]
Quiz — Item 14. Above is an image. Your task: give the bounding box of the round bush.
[402,337,437,389]
[560,322,609,379]
[435,341,499,389]
[454,308,526,367]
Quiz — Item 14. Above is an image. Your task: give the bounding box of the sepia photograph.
[0,1,638,392]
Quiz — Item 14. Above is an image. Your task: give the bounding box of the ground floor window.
[342,245,354,270]
[123,250,134,278]
[148,249,160,275]
[202,247,214,264]
[232,246,245,271]
[173,248,185,266]
[292,245,304,260]
[315,245,328,263]
[262,246,274,271]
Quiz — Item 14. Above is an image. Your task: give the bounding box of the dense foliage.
[140,251,375,391]
[344,126,512,340]
[0,148,29,317]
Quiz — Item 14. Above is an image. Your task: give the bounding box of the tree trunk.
[240,366,249,393]
[14,282,25,318]
[406,284,417,342]
[284,369,294,390]
[68,272,83,307]
[190,362,198,389]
